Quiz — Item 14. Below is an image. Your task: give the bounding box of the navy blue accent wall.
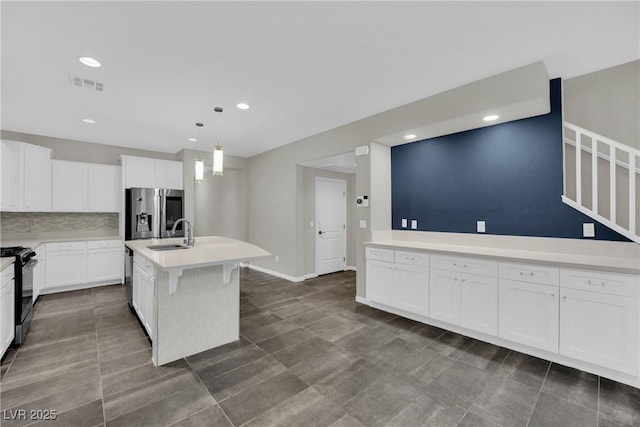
[391,79,629,241]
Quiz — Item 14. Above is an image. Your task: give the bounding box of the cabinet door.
[396,264,429,316]
[1,140,21,211]
[45,250,86,288]
[366,260,395,306]
[560,288,639,376]
[142,273,154,339]
[155,159,183,190]
[132,263,144,316]
[33,252,45,301]
[123,156,156,189]
[499,280,559,352]
[429,268,460,325]
[460,273,498,335]
[52,160,87,212]
[87,248,121,283]
[23,144,52,211]
[88,164,120,212]
[1,281,15,356]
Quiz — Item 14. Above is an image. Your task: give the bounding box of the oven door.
[20,258,36,322]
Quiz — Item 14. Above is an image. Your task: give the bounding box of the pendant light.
[213,107,224,176]
[194,122,204,183]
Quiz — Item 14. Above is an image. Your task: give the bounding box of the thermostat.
[356,195,369,207]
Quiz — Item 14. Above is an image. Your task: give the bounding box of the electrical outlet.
[477,221,486,233]
[275,255,279,262]
[401,218,407,228]
[360,219,367,229]
[411,220,418,230]
[583,223,595,238]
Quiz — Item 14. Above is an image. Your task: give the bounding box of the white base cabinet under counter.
[365,247,429,317]
[1,264,15,359]
[132,252,155,339]
[43,239,122,293]
[364,243,640,388]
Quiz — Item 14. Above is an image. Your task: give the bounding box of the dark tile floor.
[1,268,639,426]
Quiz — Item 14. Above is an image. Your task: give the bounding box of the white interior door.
[316,177,346,275]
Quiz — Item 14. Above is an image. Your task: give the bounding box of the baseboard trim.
[355,296,369,305]
[243,263,305,283]
[346,266,357,272]
[304,273,318,280]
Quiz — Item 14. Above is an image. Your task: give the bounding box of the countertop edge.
[365,240,640,275]
[2,236,122,250]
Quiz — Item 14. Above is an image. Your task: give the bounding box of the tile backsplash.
[1,212,118,234]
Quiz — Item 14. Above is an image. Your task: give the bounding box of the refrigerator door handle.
[155,189,163,239]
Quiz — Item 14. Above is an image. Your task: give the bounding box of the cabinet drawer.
[2,267,14,286]
[86,240,122,250]
[560,269,639,298]
[46,241,86,252]
[366,247,394,263]
[134,252,155,278]
[395,251,428,267]
[431,254,497,277]
[499,262,559,286]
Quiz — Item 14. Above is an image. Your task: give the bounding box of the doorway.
[315,177,347,275]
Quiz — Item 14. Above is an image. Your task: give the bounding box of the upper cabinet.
[121,155,183,190]
[52,160,120,213]
[1,140,52,212]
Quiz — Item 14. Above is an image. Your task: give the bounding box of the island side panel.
[153,265,240,366]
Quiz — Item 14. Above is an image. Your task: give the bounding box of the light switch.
[310,221,314,227]
[360,219,367,229]
[411,220,418,230]
[583,223,595,238]
[401,218,408,228]
[477,221,486,233]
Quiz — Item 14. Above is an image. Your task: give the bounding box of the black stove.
[1,246,37,346]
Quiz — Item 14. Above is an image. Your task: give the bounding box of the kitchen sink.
[147,244,190,251]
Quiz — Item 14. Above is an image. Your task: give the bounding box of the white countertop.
[125,236,270,270]
[366,239,640,275]
[1,258,14,271]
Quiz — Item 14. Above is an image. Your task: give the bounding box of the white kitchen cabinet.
[33,246,45,301]
[154,159,183,190]
[122,155,183,190]
[86,240,122,283]
[132,255,154,339]
[366,259,396,306]
[23,143,52,212]
[460,272,498,335]
[52,160,87,212]
[429,268,460,325]
[366,248,429,317]
[1,265,15,358]
[499,279,559,352]
[559,268,640,376]
[429,255,497,334]
[1,140,21,211]
[45,242,86,288]
[87,164,120,212]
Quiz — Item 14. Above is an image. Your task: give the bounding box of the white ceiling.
[1,2,638,158]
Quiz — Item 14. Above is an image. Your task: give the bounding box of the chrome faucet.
[172,218,195,247]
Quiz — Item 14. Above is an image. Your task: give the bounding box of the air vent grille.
[69,75,104,92]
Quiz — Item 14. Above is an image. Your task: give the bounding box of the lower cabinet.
[560,288,639,376]
[365,248,428,317]
[33,246,45,301]
[366,245,640,380]
[132,257,155,339]
[45,242,86,288]
[45,240,122,291]
[1,265,15,358]
[499,279,559,352]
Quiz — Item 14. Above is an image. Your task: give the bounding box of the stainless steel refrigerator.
[125,188,185,240]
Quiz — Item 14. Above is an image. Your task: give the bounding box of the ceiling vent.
[69,75,104,92]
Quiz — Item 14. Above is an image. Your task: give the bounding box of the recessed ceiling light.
[187,137,198,142]
[483,114,499,122]
[78,56,101,68]
[236,103,250,110]
[404,134,416,140]
[81,118,96,124]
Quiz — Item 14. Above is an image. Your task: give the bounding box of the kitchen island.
[125,236,269,366]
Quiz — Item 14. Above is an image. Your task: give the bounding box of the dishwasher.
[124,246,134,308]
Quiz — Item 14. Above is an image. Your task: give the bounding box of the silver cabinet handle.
[563,295,567,300]
[551,293,555,297]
